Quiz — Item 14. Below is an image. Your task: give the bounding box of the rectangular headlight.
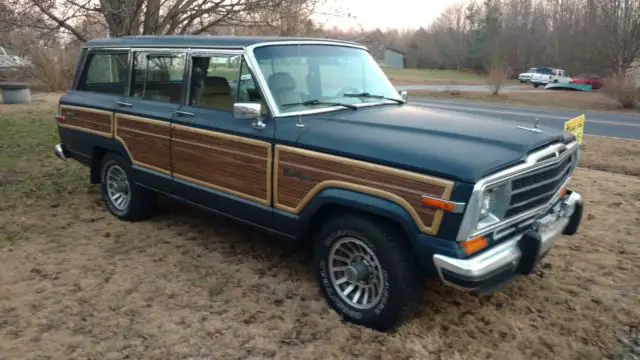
[474,182,511,232]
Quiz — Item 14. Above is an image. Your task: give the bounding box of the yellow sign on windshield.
[564,115,585,145]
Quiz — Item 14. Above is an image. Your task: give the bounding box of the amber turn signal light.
[559,187,567,198]
[462,236,488,256]
[420,197,456,212]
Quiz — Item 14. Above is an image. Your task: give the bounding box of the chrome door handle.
[117,101,133,108]
[175,110,195,117]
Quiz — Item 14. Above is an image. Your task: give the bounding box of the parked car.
[571,74,603,90]
[53,36,584,330]
[531,67,572,88]
[518,67,544,83]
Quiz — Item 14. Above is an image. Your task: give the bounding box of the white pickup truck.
[531,67,572,88]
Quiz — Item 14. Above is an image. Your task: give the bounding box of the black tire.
[314,214,423,331]
[100,153,156,221]
[533,83,540,88]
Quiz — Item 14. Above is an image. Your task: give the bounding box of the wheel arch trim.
[299,187,423,243]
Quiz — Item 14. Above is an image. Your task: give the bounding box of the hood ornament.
[516,118,543,133]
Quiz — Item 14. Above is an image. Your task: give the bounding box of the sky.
[313,0,460,31]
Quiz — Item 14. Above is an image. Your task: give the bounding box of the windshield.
[252,44,402,115]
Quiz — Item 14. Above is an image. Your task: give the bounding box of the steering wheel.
[334,87,360,98]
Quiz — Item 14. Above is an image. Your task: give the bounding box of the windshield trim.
[243,41,401,118]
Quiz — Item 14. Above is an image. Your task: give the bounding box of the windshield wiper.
[282,99,358,110]
[342,92,404,104]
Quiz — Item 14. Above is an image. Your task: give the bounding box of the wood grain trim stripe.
[171,137,266,161]
[114,115,171,175]
[58,105,113,137]
[278,146,454,191]
[274,145,454,235]
[171,124,270,147]
[174,173,269,205]
[117,114,171,128]
[58,123,112,137]
[171,124,272,206]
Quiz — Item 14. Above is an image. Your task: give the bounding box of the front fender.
[299,187,421,240]
[298,188,462,273]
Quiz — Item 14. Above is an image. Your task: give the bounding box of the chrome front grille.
[457,141,579,242]
[505,149,576,219]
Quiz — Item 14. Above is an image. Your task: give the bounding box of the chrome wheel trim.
[328,237,384,310]
[105,164,130,212]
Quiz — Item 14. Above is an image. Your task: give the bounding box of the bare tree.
[7,0,321,41]
[353,0,640,76]
[486,63,511,95]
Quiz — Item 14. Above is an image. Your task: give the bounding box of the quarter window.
[131,53,186,104]
[78,52,128,95]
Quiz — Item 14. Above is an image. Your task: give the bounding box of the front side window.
[131,53,185,104]
[188,54,262,112]
[253,45,401,114]
[78,52,128,95]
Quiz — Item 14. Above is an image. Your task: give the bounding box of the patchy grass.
[411,90,640,113]
[0,93,85,207]
[0,94,638,359]
[383,67,488,85]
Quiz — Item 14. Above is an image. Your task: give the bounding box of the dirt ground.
[0,94,639,359]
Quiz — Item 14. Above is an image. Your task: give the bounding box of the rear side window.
[131,53,185,104]
[78,52,129,95]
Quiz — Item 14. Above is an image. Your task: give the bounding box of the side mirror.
[399,90,408,103]
[233,102,265,129]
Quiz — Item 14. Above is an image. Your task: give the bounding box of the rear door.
[171,50,276,228]
[113,49,188,194]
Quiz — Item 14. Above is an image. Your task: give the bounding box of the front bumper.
[433,191,583,293]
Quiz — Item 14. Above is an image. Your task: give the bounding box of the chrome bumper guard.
[433,191,582,291]
[54,144,68,161]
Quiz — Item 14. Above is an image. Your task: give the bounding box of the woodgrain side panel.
[171,125,271,205]
[275,145,454,235]
[59,106,112,137]
[115,115,171,174]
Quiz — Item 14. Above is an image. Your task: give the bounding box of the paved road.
[412,97,640,141]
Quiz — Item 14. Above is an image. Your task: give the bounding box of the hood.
[294,104,571,183]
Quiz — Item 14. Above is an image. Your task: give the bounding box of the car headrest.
[268,72,297,92]
[202,76,231,96]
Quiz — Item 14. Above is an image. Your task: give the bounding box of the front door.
[113,50,188,194]
[171,51,275,228]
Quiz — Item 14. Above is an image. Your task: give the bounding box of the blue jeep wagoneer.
[54,36,583,330]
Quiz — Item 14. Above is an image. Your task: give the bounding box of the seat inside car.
[268,72,302,106]
[199,76,234,111]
